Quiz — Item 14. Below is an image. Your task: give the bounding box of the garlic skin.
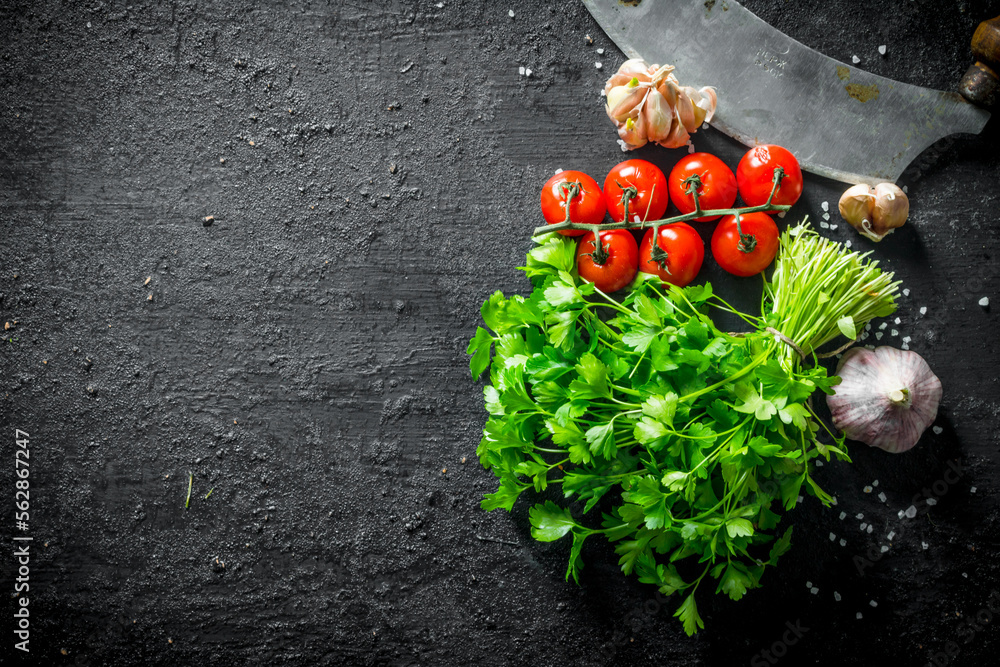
[838,184,875,231]
[827,346,942,453]
[871,183,909,239]
[603,59,717,151]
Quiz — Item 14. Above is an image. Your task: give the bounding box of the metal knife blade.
[583,0,990,185]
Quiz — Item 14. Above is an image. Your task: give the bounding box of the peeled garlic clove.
[838,184,875,234]
[827,346,942,453]
[871,183,909,239]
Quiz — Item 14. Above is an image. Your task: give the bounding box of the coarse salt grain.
[872,480,879,487]
[878,492,887,503]
[979,297,990,307]
[880,545,888,553]
[595,62,603,69]
[901,342,909,350]
[922,541,929,549]
[840,538,847,546]
[829,532,836,541]
[903,336,911,343]
[856,513,864,519]
[891,329,898,336]
[878,45,887,55]
[839,512,847,520]
[525,68,532,77]
[597,48,605,55]
[863,486,872,493]
[905,505,917,518]
[894,317,901,324]
[887,531,895,540]
[879,322,887,330]
[867,525,873,534]
[919,306,927,315]
[518,66,525,75]
[926,498,938,506]
[811,587,819,595]
[822,212,831,220]
[860,523,867,530]
[963,572,969,578]
[875,331,884,341]
[821,201,829,211]
[857,612,863,619]
[902,288,910,297]
[815,459,824,467]
[830,224,838,231]
[798,495,804,504]
[898,510,905,519]
[846,240,852,248]
[870,600,878,608]
[555,168,563,174]
[970,486,977,493]
[508,9,514,17]
[902,185,908,193]
[806,581,813,588]
[932,426,943,434]
[820,221,830,229]
[852,55,860,64]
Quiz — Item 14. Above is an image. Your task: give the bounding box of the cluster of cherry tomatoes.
[539,145,803,293]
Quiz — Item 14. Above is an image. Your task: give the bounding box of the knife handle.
[960,15,1000,107]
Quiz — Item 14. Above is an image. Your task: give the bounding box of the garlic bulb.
[838,182,909,242]
[603,59,717,151]
[827,346,942,453]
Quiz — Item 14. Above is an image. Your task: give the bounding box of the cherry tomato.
[576,229,639,293]
[711,212,780,277]
[667,153,737,222]
[736,144,803,210]
[638,223,704,287]
[603,159,669,224]
[540,170,606,236]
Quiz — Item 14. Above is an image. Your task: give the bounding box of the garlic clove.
[642,88,675,144]
[871,183,909,238]
[605,83,647,123]
[838,184,875,236]
[827,346,942,453]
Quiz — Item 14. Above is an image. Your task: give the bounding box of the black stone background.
[2,1,999,665]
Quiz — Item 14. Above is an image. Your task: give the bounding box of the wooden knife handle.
[960,15,1000,107]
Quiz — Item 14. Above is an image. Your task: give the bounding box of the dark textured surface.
[2,1,999,665]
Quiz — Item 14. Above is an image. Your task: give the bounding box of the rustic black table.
[2,1,999,665]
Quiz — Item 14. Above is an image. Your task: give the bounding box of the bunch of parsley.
[467,223,898,635]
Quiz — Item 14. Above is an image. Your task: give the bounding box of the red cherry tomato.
[603,159,669,224]
[667,153,737,222]
[711,212,780,277]
[638,223,704,287]
[576,229,639,293]
[736,145,803,210]
[540,170,606,237]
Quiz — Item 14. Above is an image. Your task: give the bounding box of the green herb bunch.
[467,223,899,635]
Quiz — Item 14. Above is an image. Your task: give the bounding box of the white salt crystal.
[932,425,943,435]
[922,541,929,550]
[856,513,864,519]
[872,480,879,487]
[811,587,819,595]
[878,492,887,503]
[595,62,603,70]
[852,55,861,64]
[887,531,895,540]
[860,523,867,531]
[863,486,872,493]
[879,322,887,330]
[840,538,847,547]
[979,296,990,307]
[891,329,898,336]
[829,532,837,541]
[894,317,901,324]
[815,459,824,467]
[870,600,878,608]
[508,9,514,17]
[898,510,905,519]
[820,221,830,229]
[821,201,829,211]
[845,240,852,247]
[525,68,532,77]
[857,612,863,619]
[806,581,813,588]
[904,505,917,518]
[880,545,889,553]
[518,66,525,75]
[903,336,911,343]
[878,45,887,55]
[798,495,804,503]
[926,498,937,506]
[902,288,910,296]
[554,168,563,174]
[875,332,883,340]
[970,486,977,493]
[901,342,909,350]
[839,512,847,520]
[830,224,838,231]
[919,306,927,315]
[822,212,831,220]
[902,185,908,193]
[834,591,842,601]
[867,525,873,534]
[597,48,605,55]
[962,572,968,579]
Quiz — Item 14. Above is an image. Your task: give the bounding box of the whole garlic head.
[827,346,942,453]
[603,59,717,151]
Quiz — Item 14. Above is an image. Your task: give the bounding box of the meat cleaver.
[582,0,999,185]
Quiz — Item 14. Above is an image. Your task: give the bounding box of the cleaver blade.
[583,0,991,185]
